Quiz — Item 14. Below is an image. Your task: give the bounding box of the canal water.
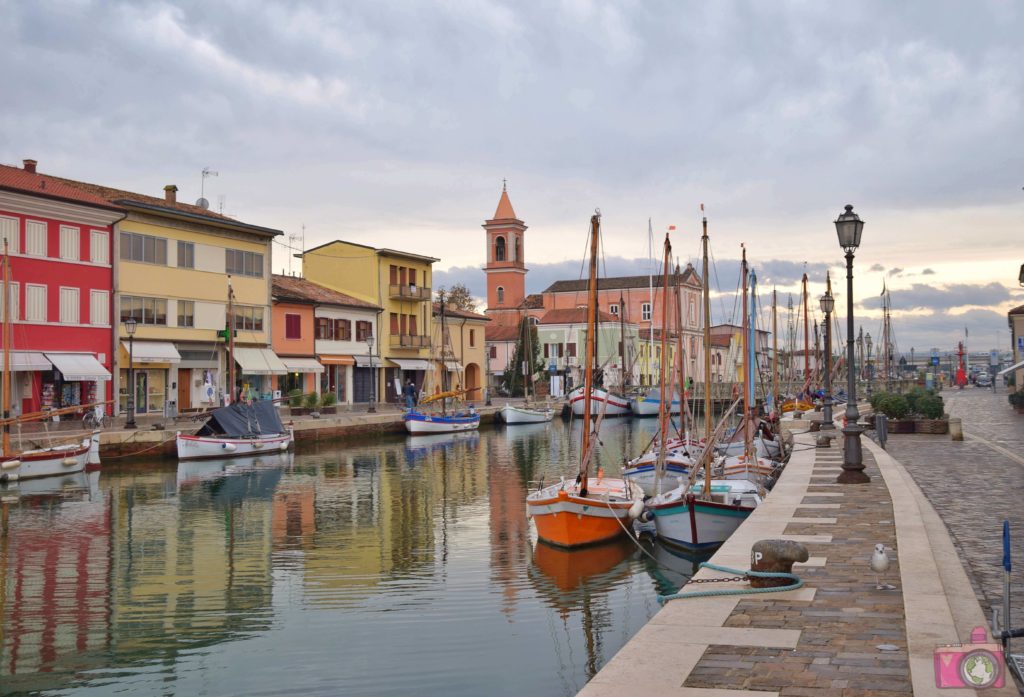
[0,418,707,697]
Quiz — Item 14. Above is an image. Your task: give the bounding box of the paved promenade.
[580,413,1020,696]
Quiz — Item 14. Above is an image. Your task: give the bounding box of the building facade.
[536,308,638,393]
[0,160,123,416]
[433,302,489,401]
[482,185,528,328]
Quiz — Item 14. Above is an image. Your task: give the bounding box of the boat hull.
[568,387,631,416]
[527,477,641,548]
[647,483,760,550]
[715,437,782,460]
[622,460,692,497]
[404,411,481,434]
[500,404,555,424]
[629,396,681,416]
[0,440,91,481]
[176,431,294,460]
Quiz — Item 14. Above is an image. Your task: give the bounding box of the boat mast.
[618,291,626,392]
[771,289,778,418]
[740,247,752,457]
[2,241,10,456]
[227,275,236,404]
[579,212,600,497]
[700,209,712,499]
[674,260,685,430]
[802,272,809,384]
[648,218,654,388]
[655,232,671,495]
[439,290,449,416]
[747,264,758,461]
[826,272,834,389]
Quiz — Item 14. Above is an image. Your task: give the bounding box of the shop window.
[178,300,194,328]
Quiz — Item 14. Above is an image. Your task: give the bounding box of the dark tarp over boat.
[195,401,286,438]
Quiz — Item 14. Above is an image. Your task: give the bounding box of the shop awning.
[389,358,431,371]
[319,355,355,366]
[233,347,289,375]
[445,361,463,372]
[0,352,51,371]
[120,341,181,364]
[282,357,325,374]
[45,353,111,382]
[997,359,1024,376]
[354,355,383,368]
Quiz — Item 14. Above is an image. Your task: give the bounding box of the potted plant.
[288,388,308,416]
[877,392,914,433]
[1009,390,1024,414]
[320,391,338,415]
[912,393,948,434]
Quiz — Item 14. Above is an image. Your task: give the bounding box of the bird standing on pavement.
[871,543,896,590]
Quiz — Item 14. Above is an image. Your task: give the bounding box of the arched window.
[495,236,506,262]
[497,286,505,304]
[514,237,521,262]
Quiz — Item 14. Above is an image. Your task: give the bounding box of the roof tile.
[272,274,380,309]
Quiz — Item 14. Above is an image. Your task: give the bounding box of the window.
[178,300,194,327]
[26,221,46,256]
[495,236,506,261]
[408,269,417,287]
[567,342,577,357]
[334,318,351,341]
[120,231,167,265]
[689,298,696,325]
[389,265,398,284]
[488,345,497,359]
[609,304,619,316]
[285,313,302,339]
[90,290,109,325]
[514,237,520,262]
[90,230,109,264]
[0,282,19,322]
[60,287,79,323]
[408,314,417,336]
[497,286,505,304]
[469,329,476,347]
[389,312,399,335]
[356,320,372,342]
[231,305,264,331]
[177,241,195,269]
[26,284,46,322]
[59,226,80,261]
[120,295,168,325]
[641,303,652,322]
[0,216,18,254]
[226,249,264,278]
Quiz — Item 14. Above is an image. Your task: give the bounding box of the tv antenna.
[197,167,219,208]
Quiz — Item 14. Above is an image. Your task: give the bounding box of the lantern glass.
[124,317,138,336]
[819,293,834,314]
[835,204,864,252]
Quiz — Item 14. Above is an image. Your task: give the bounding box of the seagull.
[871,543,896,590]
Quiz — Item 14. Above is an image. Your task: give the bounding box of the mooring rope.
[657,561,803,603]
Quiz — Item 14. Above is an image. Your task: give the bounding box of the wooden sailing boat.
[780,273,814,414]
[644,209,762,551]
[526,212,643,548]
[500,313,554,424]
[0,243,98,481]
[404,290,481,434]
[176,276,294,459]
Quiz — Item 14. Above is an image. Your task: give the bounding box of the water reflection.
[1,420,698,696]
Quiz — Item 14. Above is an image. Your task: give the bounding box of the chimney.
[164,184,178,203]
[23,159,37,174]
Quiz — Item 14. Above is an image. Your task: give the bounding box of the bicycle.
[83,409,111,430]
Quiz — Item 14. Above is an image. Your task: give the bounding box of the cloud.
[922,268,936,275]
[887,267,904,277]
[869,264,885,273]
[860,282,1016,312]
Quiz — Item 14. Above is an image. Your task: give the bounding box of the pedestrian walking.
[403,379,417,410]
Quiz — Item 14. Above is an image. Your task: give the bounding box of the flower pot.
[888,418,915,434]
[1015,405,1024,415]
[290,408,309,416]
[913,418,948,435]
[320,406,337,415]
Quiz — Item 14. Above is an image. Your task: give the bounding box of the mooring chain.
[687,575,748,584]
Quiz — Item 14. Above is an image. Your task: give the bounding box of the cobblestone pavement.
[885,387,1024,633]
[684,447,915,696]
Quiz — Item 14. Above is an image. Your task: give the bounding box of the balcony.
[389,284,432,301]
[390,334,431,349]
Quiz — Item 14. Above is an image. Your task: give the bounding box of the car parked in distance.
[976,372,992,387]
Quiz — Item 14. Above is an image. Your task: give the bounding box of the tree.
[501,317,545,397]
[435,283,477,312]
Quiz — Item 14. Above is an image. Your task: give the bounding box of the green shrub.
[915,394,944,419]
[1009,390,1024,407]
[869,392,888,411]
[303,392,320,410]
[876,393,909,420]
[904,386,925,415]
[321,392,338,407]
[288,388,304,408]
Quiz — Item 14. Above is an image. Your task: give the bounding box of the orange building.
[271,274,321,396]
[482,184,528,328]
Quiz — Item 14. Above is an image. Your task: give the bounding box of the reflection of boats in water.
[0,469,99,501]
[529,537,636,605]
[403,430,480,457]
[176,450,294,490]
[639,537,711,596]
[502,421,550,441]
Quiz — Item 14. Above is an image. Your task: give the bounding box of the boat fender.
[1,459,20,471]
[222,443,237,452]
[279,441,288,451]
[252,442,263,449]
[62,457,78,466]
[628,498,644,519]
[749,539,809,589]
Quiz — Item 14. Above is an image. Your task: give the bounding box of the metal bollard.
[750,539,809,588]
[949,417,963,441]
[875,413,888,450]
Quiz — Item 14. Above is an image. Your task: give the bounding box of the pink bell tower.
[483,182,527,327]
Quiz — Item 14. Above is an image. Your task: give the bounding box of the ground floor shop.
[2,351,112,417]
[275,356,324,401]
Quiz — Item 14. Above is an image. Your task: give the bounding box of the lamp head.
[819,292,834,314]
[367,336,375,351]
[124,317,138,336]
[835,204,864,253]
[866,332,873,354]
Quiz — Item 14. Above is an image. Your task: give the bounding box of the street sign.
[931,356,940,366]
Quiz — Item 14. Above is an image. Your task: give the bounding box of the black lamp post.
[865,332,873,398]
[124,317,138,429]
[819,290,834,432]
[835,204,869,483]
[484,342,493,406]
[366,336,376,413]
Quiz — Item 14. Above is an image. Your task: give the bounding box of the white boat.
[403,410,480,433]
[0,434,95,482]
[629,388,681,416]
[715,434,782,460]
[500,403,555,423]
[176,401,293,460]
[567,386,631,416]
[645,480,762,550]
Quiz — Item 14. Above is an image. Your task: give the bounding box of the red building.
[0,160,123,416]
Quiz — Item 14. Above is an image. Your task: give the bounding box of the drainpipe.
[110,209,128,416]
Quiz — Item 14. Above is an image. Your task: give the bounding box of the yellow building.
[61,179,282,414]
[300,241,438,404]
[434,302,490,400]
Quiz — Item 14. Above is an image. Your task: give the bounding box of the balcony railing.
[390,334,431,348]
[389,284,432,301]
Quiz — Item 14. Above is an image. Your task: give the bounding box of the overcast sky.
[2,0,1022,354]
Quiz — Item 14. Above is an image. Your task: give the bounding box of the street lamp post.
[484,342,492,406]
[819,289,834,434]
[366,336,376,413]
[835,204,869,483]
[865,332,873,398]
[124,317,138,429]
